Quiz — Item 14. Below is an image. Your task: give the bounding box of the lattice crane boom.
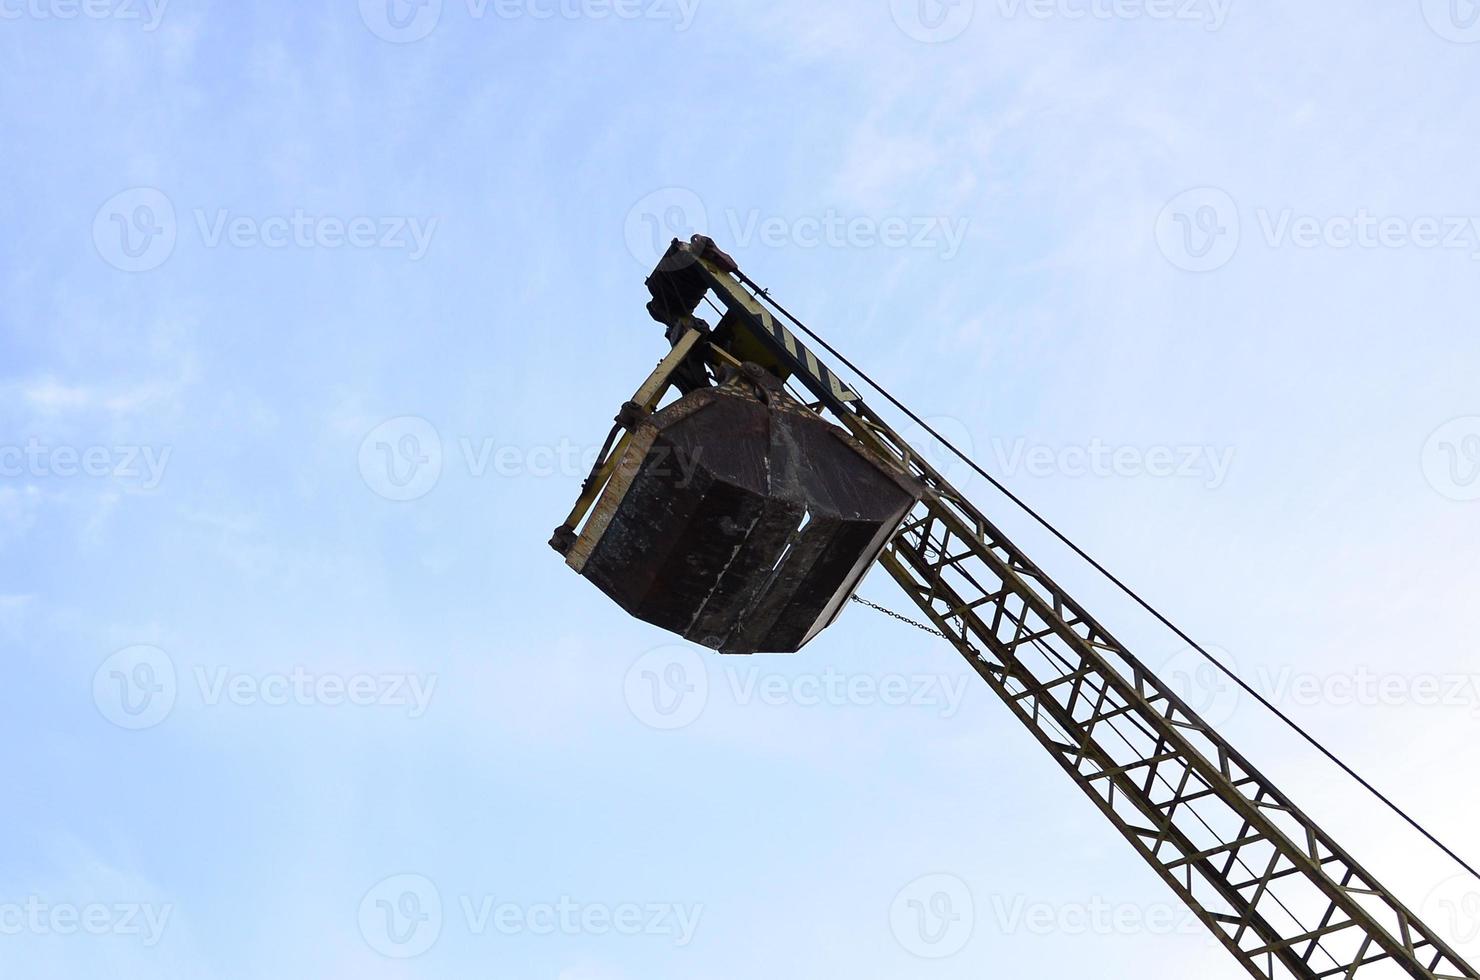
[552,237,1477,980]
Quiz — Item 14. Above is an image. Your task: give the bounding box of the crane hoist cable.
[735,268,1480,888]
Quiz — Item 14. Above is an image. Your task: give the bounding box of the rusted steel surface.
[573,371,921,654]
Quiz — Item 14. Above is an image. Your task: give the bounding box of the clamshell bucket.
[563,368,922,654]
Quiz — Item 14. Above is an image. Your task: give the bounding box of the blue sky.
[4,1,1480,977]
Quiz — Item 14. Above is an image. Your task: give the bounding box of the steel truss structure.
[563,238,1478,980]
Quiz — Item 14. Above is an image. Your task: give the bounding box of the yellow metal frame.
[556,327,711,542]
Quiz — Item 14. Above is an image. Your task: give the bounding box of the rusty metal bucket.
[563,368,921,654]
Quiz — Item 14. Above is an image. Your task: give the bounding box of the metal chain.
[848,594,949,638]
